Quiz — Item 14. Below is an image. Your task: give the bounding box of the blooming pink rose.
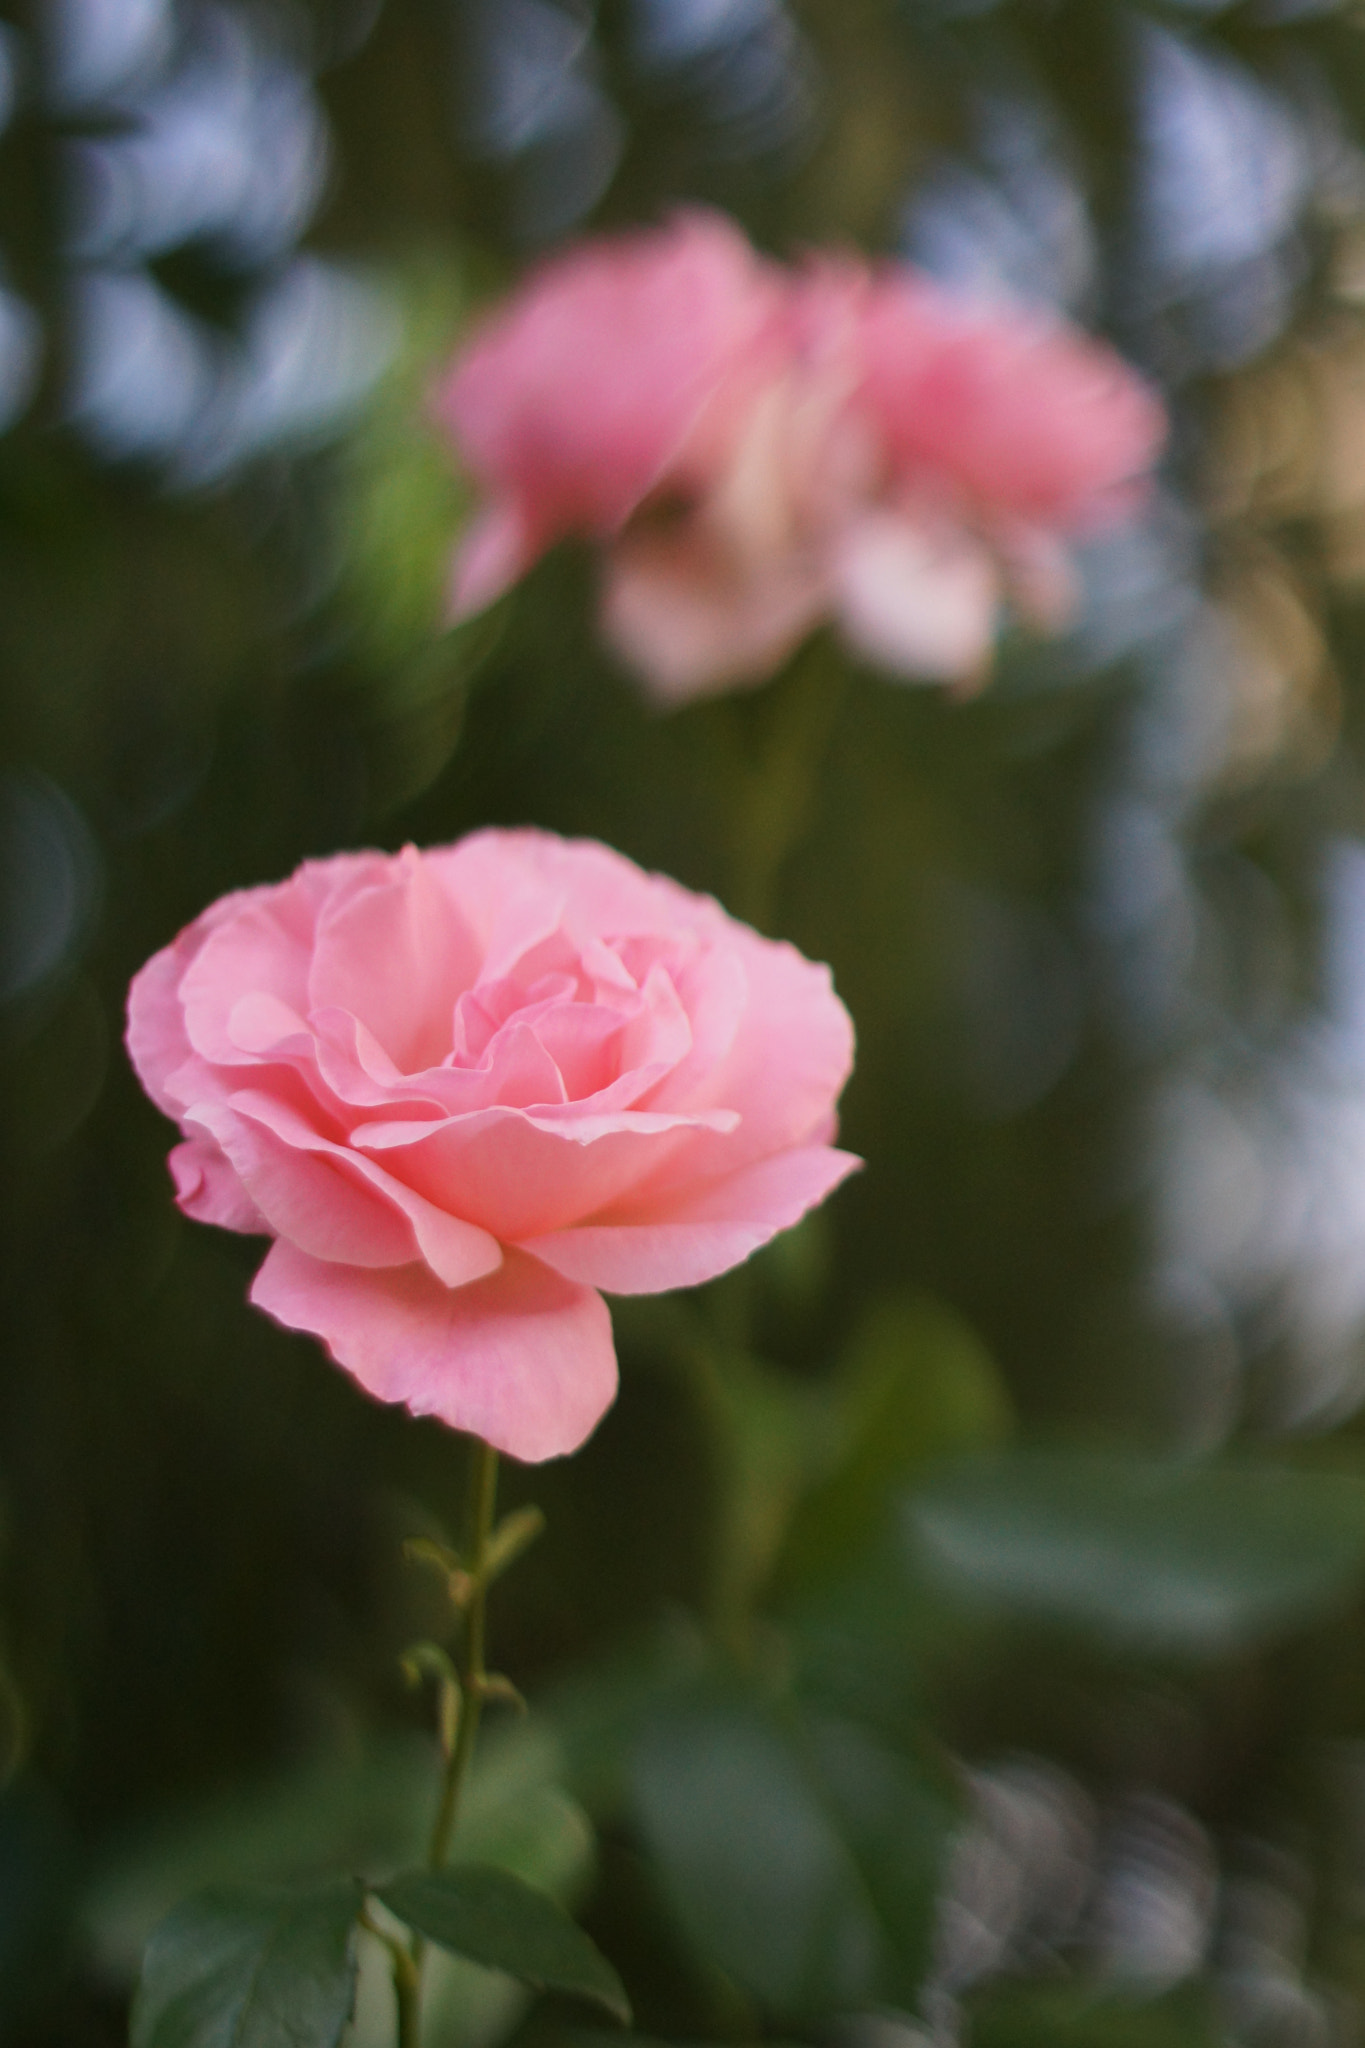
[437,215,1165,705]
[126,831,857,1462]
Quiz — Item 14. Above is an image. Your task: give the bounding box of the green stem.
[726,637,847,934]
[427,1437,500,1871]
[398,1437,502,2047]
[393,1943,422,2048]
[360,1908,422,2048]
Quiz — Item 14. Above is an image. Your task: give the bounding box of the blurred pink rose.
[855,274,1164,527]
[434,210,787,619]
[796,263,1168,695]
[126,832,857,1462]
[437,214,1165,705]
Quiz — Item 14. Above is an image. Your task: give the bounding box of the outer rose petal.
[520,1144,861,1293]
[127,938,199,1116]
[430,826,734,956]
[180,899,315,1068]
[169,1137,266,1232]
[657,933,855,1174]
[126,881,277,1113]
[250,1243,617,1462]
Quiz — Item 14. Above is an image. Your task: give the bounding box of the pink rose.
[854,274,1166,528]
[125,831,857,1462]
[795,263,1168,691]
[433,210,787,620]
[436,215,1165,705]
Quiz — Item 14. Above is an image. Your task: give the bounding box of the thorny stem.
[395,1435,502,2046]
[428,1436,500,1870]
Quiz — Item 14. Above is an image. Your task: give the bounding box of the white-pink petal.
[831,511,1000,681]
[448,501,534,620]
[601,524,826,706]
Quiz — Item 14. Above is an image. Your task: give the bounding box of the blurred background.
[20,1,1365,2043]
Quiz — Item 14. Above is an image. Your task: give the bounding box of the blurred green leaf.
[704,1347,827,1641]
[908,1450,1365,1653]
[332,254,477,676]
[630,1678,955,2017]
[967,1981,1223,2048]
[778,1294,1011,1599]
[542,1619,709,1817]
[131,1880,361,2048]
[377,1865,629,2022]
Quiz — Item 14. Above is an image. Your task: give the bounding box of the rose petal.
[181,1098,424,1268]
[309,847,481,1074]
[126,878,285,1112]
[168,1136,267,1232]
[448,501,534,620]
[431,830,729,961]
[349,1102,735,1242]
[521,1144,861,1293]
[859,278,1167,526]
[250,1243,617,1462]
[127,936,200,1119]
[193,1089,504,1286]
[435,210,785,546]
[309,1008,455,1117]
[547,960,693,1114]
[601,520,826,707]
[655,933,855,1176]
[227,991,313,1056]
[639,942,746,1110]
[831,510,1000,681]
[179,891,318,1068]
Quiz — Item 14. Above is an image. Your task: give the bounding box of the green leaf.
[630,1679,955,2017]
[376,1865,629,2023]
[131,1879,362,2048]
[84,1723,591,1980]
[908,1450,1365,1653]
[332,254,477,675]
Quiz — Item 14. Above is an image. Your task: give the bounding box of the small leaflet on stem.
[400,1640,463,1759]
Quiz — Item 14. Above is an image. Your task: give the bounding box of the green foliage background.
[11,1,1365,2042]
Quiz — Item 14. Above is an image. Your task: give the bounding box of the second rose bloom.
[434,210,1166,706]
